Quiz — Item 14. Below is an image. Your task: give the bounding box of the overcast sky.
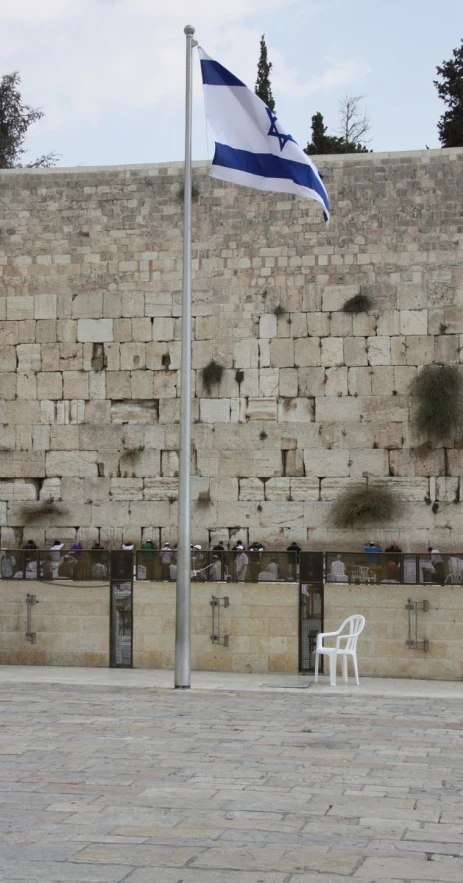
[1,0,461,168]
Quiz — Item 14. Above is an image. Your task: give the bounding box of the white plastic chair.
[314,615,366,687]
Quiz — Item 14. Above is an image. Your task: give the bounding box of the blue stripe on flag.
[200,59,246,88]
[213,143,329,213]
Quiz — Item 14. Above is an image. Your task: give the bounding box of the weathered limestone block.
[367,336,390,365]
[111,400,158,425]
[161,450,179,477]
[104,343,120,370]
[73,293,103,319]
[130,371,154,399]
[35,320,57,344]
[110,478,143,500]
[289,313,307,338]
[434,335,459,364]
[303,449,350,477]
[321,337,343,366]
[114,319,132,342]
[347,367,371,396]
[106,371,131,399]
[349,449,389,477]
[152,317,174,341]
[121,449,161,479]
[387,477,429,501]
[264,477,290,501]
[344,337,368,366]
[85,400,111,424]
[393,365,417,394]
[91,501,129,528]
[89,371,106,400]
[36,372,63,400]
[199,398,230,423]
[371,366,394,396]
[207,477,238,502]
[352,313,376,336]
[80,425,123,451]
[324,367,348,396]
[400,310,428,336]
[320,477,362,500]
[389,448,445,477]
[405,335,434,365]
[315,397,361,423]
[41,344,59,372]
[238,478,265,501]
[39,478,61,501]
[373,422,404,450]
[258,369,279,397]
[57,320,77,343]
[0,321,18,345]
[330,312,353,338]
[131,318,152,342]
[145,292,173,318]
[279,368,298,397]
[6,296,34,320]
[46,451,98,478]
[63,371,89,400]
[17,320,36,344]
[50,425,79,451]
[59,343,83,372]
[322,284,359,312]
[0,374,16,398]
[306,313,329,337]
[446,450,463,477]
[77,319,114,342]
[283,447,305,477]
[436,477,459,502]
[152,370,177,398]
[270,338,294,368]
[294,338,320,367]
[0,452,45,479]
[120,343,146,371]
[144,478,179,501]
[258,501,305,529]
[297,367,325,397]
[0,480,38,501]
[278,398,314,423]
[288,477,319,501]
[246,398,277,421]
[17,344,41,373]
[234,338,259,369]
[0,346,16,372]
[397,281,427,310]
[361,396,409,422]
[376,310,400,336]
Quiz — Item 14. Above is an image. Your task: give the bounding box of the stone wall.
[324,583,463,680]
[1,149,463,550]
[0,580,109,666]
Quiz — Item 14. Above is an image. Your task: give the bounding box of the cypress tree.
[434,39,463,148]
[255,34,275,111]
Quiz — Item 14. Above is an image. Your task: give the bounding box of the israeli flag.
[199,48,329,222]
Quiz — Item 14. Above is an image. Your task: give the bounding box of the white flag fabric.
[199,48,329,222]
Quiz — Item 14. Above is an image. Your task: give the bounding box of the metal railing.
[1,548,462,585]
[325,552,463,586]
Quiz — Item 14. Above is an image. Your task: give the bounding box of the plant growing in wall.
[342,293,374,313]
[19,498,68,524]
[197,490,211,507]
[330,482,400,529]
[410,364,463,442]
[202,359,224,394]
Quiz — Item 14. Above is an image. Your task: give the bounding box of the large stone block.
[294,338,321,367]
[303,449,350,477]
[270,338,294,368]
[246,398,277,421]
[46,451,98,478]
[278,398,314,423]
[77,319,114,342]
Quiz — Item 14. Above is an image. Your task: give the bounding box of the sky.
[0,0,461,168]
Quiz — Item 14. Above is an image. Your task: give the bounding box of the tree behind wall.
[0,72,58,169]
[255,34,275,111]
[304,111,370,155]
[434,39,463,148]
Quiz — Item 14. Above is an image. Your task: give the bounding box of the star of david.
[266,108,296,151]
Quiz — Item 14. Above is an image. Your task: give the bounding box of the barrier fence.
[1,548,462,586]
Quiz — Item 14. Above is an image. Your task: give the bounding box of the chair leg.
[314,652,319,682]
[352,653,360,686]
[329,652,337,687]
[341,655,348,683]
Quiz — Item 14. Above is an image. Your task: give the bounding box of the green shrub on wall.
[410,365,463,442]
[330,483,400,529]
[202,359,224,394]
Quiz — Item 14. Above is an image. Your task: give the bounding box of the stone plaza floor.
[0,667,462,882]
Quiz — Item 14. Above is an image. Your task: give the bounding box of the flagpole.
[175,24,195,688]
